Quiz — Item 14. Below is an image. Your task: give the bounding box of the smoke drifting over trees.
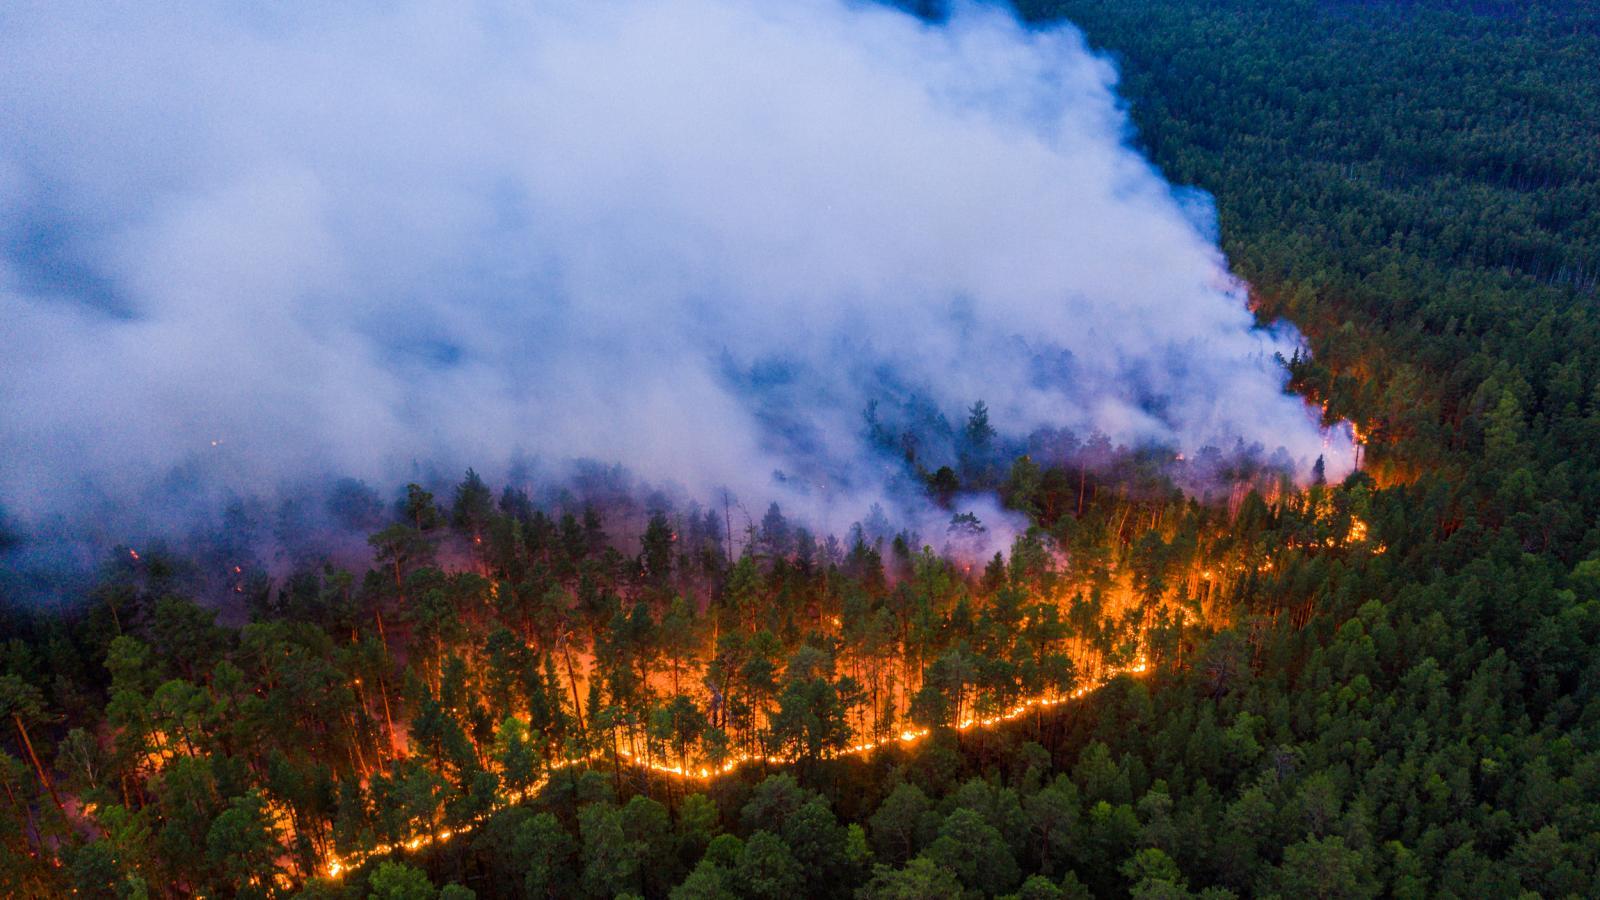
[0,0,1349,562]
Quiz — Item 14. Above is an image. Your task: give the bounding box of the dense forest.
[5,0,1600,897]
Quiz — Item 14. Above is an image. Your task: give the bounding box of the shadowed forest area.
[4,1,1600,897]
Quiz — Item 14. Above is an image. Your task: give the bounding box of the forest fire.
[290,469,1386,884]
[40,465,1392,895]
[319,657,1150,880]
[3,0,1589,895]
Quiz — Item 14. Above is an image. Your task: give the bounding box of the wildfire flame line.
[320,659,1149,879]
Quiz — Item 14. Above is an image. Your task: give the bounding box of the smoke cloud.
[0,0,1351,569]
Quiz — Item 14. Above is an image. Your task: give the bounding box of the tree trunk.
[377,674,402,759]
[13,714,65,816]
[560,634,587,733]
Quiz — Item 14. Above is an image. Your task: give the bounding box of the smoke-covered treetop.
[0,0,1349,546]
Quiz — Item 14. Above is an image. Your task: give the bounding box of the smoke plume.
[0,0,1351,574]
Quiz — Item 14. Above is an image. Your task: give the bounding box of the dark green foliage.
[858,857,965,899]
[367,861,438,900]
[733,830,804,900]
[922,806,1021,893]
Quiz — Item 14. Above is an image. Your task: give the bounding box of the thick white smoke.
[0,0,1351,553]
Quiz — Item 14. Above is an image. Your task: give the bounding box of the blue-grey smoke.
[0,0,1352,585]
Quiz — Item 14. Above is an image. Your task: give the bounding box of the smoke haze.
[0,0,1352,571]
